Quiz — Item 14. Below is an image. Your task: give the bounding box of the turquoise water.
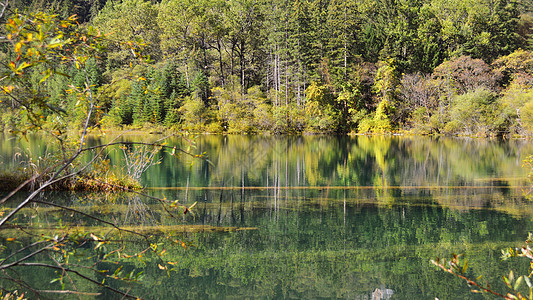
[2,135,533,299]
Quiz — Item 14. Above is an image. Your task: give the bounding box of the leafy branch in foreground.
[432,235,533,300]
[432,152,533,300]
[0,9,206,299]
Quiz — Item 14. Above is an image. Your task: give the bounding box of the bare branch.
[0,170,48,205]
[31,290,101,296]
[33,200,150,238]
[14,263,139,299]
[0,239,60,270]
[0,0,9,20]
[80,141,194,158]
[0,240,50,266]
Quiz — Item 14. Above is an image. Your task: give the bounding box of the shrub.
[409,107,433,134]
[356,100,394,134]
[520,99,533,133]
[433,56,500,95]
[497,75,533,135]
[357,115,374,133]
[372,99,393,133]
[179,96,206,131]
[445,88,504,136]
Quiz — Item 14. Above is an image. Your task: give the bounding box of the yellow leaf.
[6,237,16,242]
[26,33,33,42]
[158,264,167,270]
[14,42,22,53]
[3,85,14,93]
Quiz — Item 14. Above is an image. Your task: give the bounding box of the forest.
[3,2,533,298]
[1,0,533,136]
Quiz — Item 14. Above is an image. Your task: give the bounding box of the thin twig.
[0,133,128,226]
[77,174,184,218]
[0,239,50,266]
[15,262,139,299]
[32,290,101,296]
[33,200,150,238]
[0,272,41,298]
[50,254,83,300]
[81,141,194,157]
[0,238,60,270]
[0,170,47,205]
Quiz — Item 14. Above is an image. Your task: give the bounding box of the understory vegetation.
[0,0,533,136]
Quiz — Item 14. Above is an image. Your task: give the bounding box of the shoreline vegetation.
[0,132,160,192]
[0,172,142,192]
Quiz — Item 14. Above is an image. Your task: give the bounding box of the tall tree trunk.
[217,39,225,87]
[240,39,245,95]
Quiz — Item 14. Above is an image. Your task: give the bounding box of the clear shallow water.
[2,135,533,299]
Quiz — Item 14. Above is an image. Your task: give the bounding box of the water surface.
[1,135,533,299]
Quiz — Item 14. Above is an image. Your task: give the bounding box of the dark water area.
[1,134,533,299]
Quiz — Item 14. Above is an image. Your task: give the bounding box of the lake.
[2,134,533,299]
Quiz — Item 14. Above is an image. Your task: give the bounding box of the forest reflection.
[6,187,529,299]
[2,135,533,298]
[131,135,532,191]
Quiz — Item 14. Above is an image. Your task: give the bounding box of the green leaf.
[188,201,197,210]
[50,277,61,284]
[462,258,468,274]
[206,159,215,167]
[504,276,512,288]
[515,275,523,291]
[113,265,123,276]
[525,276,532,288]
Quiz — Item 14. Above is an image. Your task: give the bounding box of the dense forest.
[1,0,533,135]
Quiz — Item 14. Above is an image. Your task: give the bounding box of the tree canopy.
[1,0,533,136]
